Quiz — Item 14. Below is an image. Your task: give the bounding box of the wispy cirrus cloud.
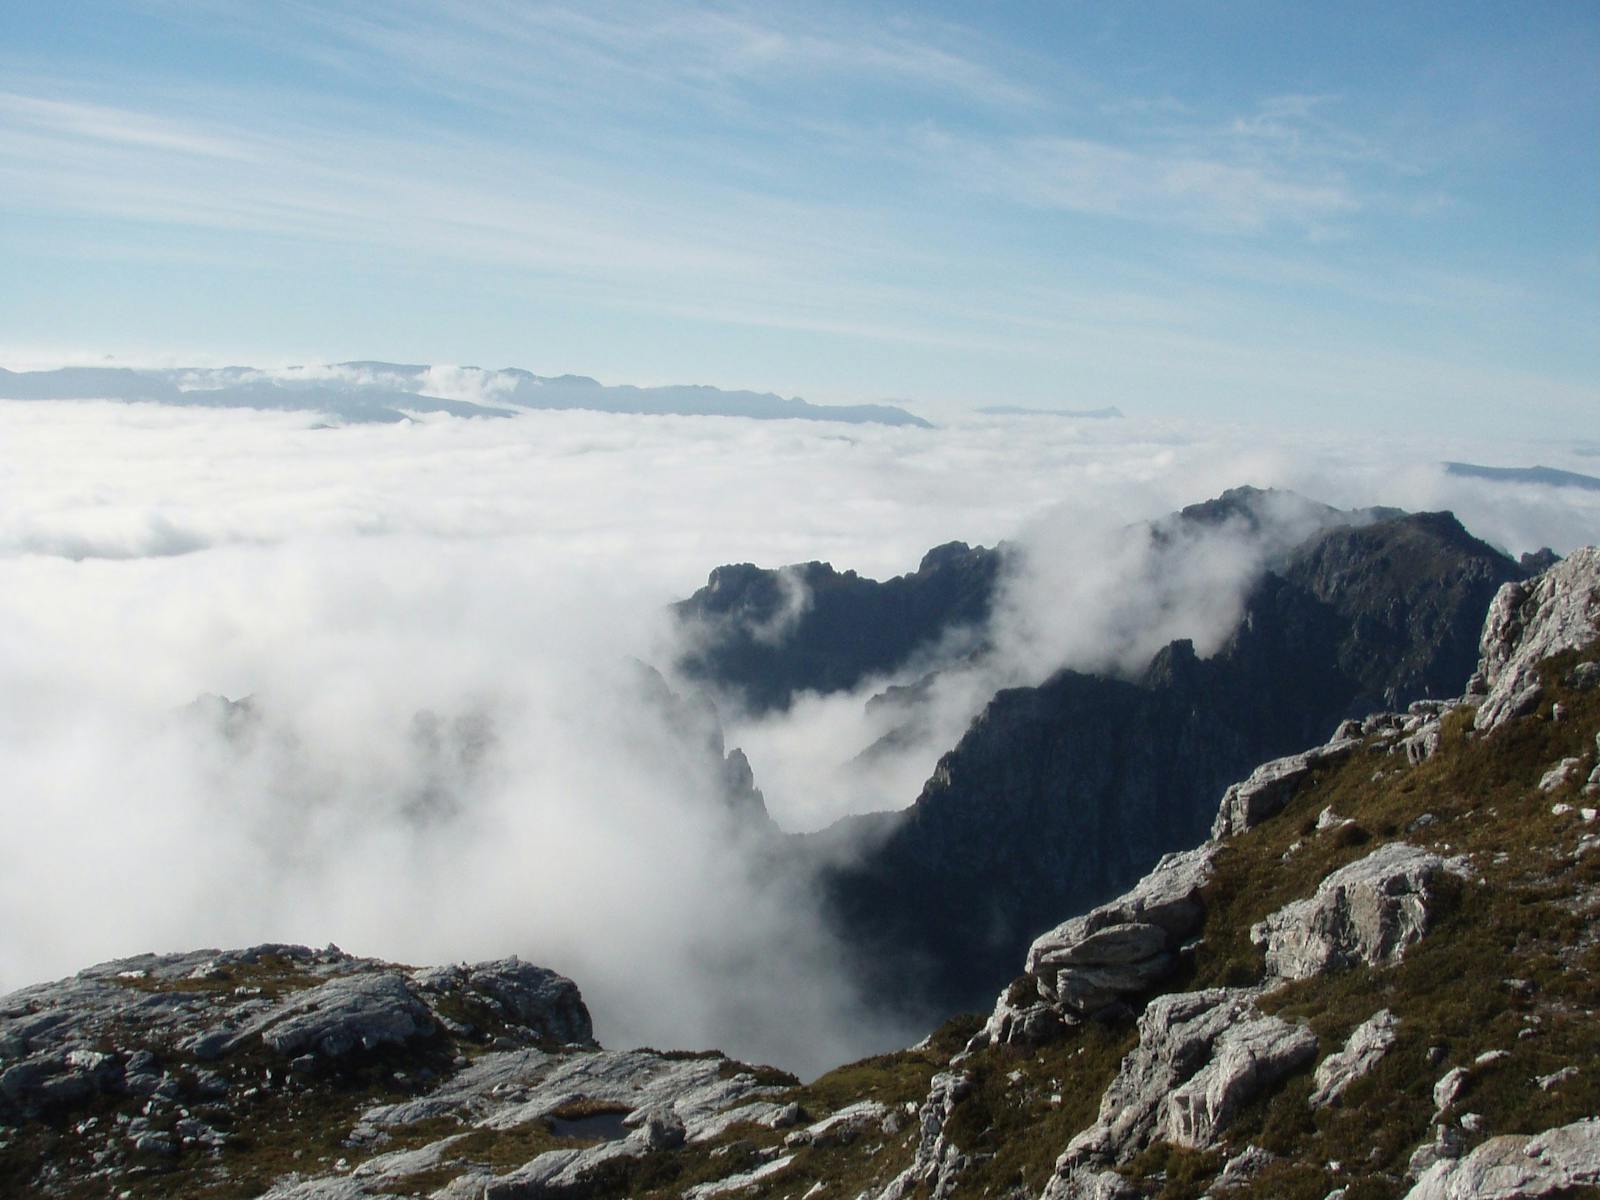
[0,91,252,160]
[923,130,1358,232]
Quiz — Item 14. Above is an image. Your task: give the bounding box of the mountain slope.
[813,510,1524,1017]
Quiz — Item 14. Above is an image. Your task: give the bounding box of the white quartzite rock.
[1252,843,1470,983]
[682,1154,797,1200]
[1538,757,1585,793]
[1058,989,1314,1166]
[1164,1008,1318,1148]
[242,972,435,1059]
[1039,1164,1138,1200]
[1309,1009,1399,1108]
[1212,738,1361,840]
[874,1070,972,1200]
[1432,1066,1470,1114]
[783,1099,889,1149]
[1404,1117,1600,1199]
[1474,547,1600,732]
[1014,846,1215,1025]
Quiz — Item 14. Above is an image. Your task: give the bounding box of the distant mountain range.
[1444,460,1600,491]
[975,404,1123,418]
[0,363,933,428]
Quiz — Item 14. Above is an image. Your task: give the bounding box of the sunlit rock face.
[1474,545,1600,731]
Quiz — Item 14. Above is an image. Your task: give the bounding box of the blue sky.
[2,1,1595,435]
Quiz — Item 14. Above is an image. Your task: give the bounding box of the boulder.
[1401,720,1443,765]
[246,973,435,1059]
[1404,1117,1600,1199]
[1216,1145,1276,1187]
[1061,989,1314,1164]
[1252,843,1469,983]
[1309,1009,1399,1107]
[462,959,593,1046]
[1017,846,1215,1024]
[630,1106,686,1151]
[1538,758,1585,793]
[1212,740,1360,840]
[1040,1165,1139,1200]
[1433,1066,1470,1114]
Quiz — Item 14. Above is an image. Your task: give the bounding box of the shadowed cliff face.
[806,510,1523,1019]
[672,541,1004,715]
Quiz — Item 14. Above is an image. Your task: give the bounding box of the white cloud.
[0,398,1595,1074]
[919,130,1358,233]
[0,91,253,159]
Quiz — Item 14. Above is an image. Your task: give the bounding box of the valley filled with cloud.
[2,396,1595,1074]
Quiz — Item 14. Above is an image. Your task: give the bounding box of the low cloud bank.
[1,398,1595,1073]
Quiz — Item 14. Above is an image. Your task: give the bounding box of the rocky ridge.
[673,541,1002,716]
[815,503,1523,1015]
[879,544,1600,1200]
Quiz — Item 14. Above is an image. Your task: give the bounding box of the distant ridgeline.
[974,404,1123,418]
[1444,461,1600,492]
[0,363,933,428]
[675,488,1539,1018]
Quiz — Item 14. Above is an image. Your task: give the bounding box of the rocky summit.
[5,526,1600,1200]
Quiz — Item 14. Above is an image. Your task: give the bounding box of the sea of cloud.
[1,397,1595,1074]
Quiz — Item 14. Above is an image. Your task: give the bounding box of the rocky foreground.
[5,549,1600,1199]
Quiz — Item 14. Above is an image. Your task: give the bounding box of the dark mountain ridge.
[673,541,1004,715]
[678,497,1525,1018]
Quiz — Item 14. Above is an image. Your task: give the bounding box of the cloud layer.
[1,398,1596,1073]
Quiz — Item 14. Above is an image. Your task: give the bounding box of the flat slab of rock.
[1212,738,1361,840]
[1017,846,1215,1021]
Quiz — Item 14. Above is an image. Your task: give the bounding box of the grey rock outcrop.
[1040,1164,1139,1200]
[1538,757,1585,793]
[1212,737,1361,839]
[1309,1009,1399,1107]
[1474,546,1600,731]
[419,957,593,1045]
[1017,846,1215,1025]
[1251,843,1470,983]
[876,1070,972,1200]
[784,1100,891,1149]
[1059,989,1315,1166]
[1404,1117,1600,1199]
[1432,1066,1470,1114]
[244,972,436,1059]
[0,945,806,1199]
